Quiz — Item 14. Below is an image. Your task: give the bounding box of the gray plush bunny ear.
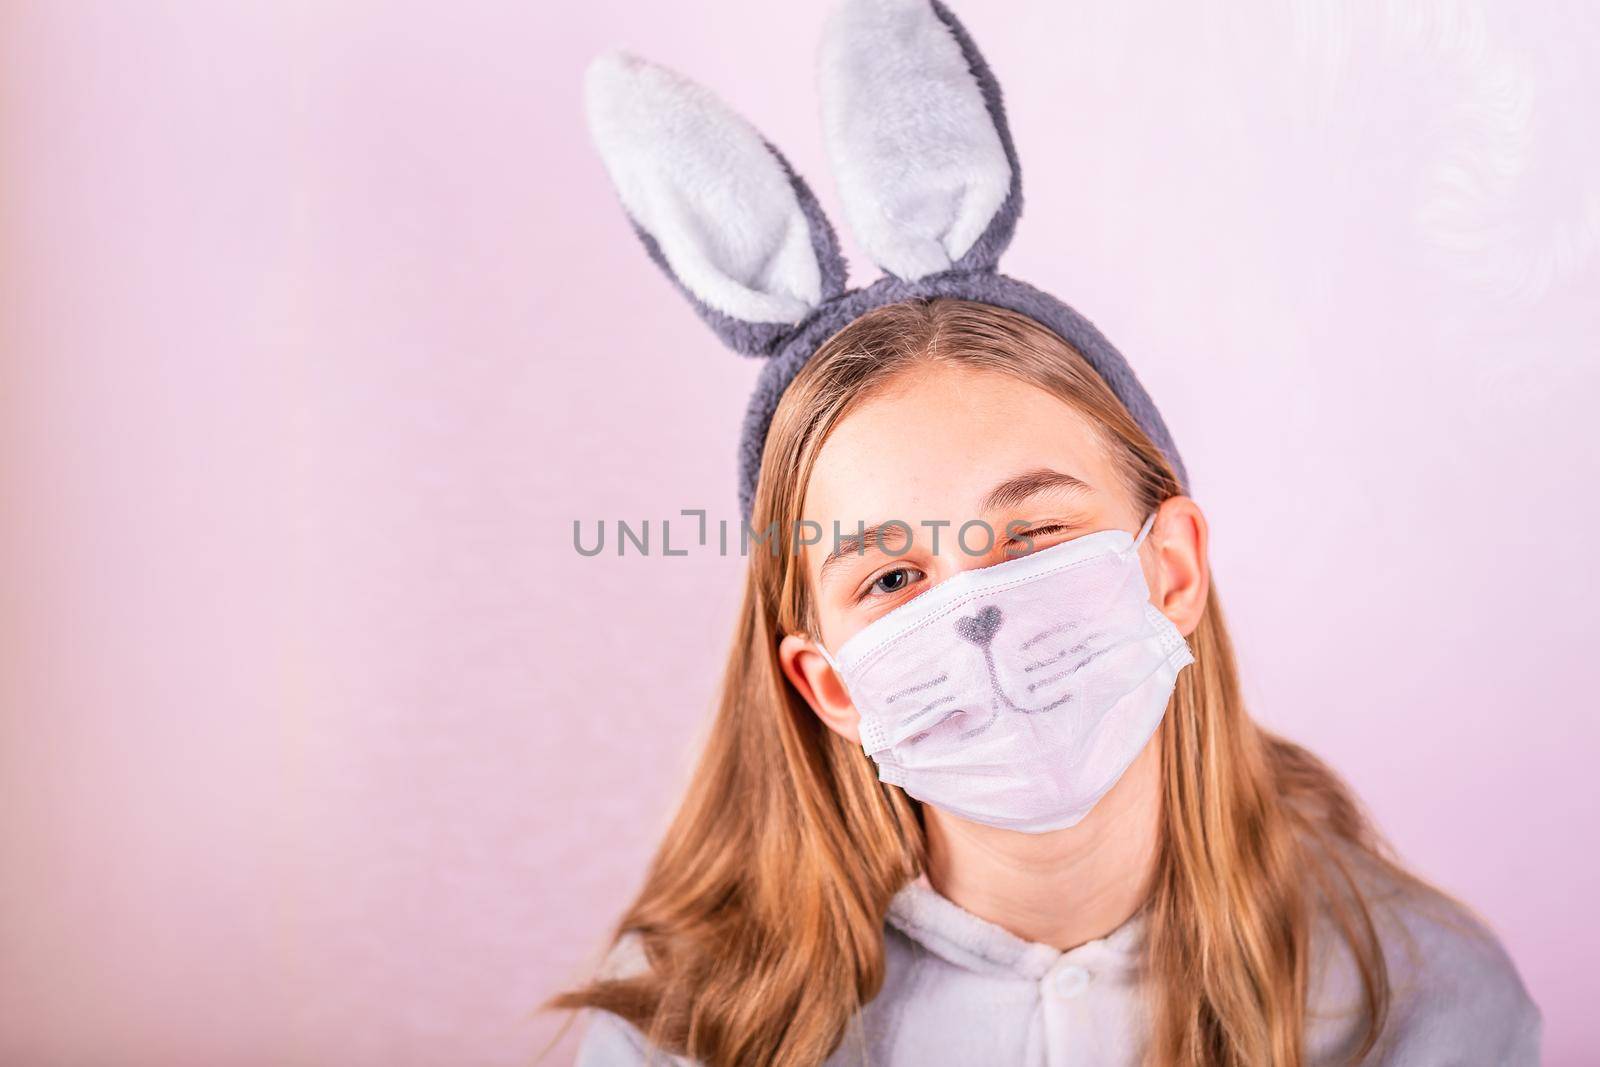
[584,50,848,357]
[818,0,1022,282]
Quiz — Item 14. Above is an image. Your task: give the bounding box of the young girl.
[548,298,1539,1067]
[554,4,1541,1064]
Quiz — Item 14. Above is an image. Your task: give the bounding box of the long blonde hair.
[547,297,1448,1066]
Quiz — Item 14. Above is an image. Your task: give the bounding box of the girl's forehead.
[802,366,1116,526]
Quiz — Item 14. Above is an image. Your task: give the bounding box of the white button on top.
[1049,963,1091,998]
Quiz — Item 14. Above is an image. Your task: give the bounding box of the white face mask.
[816,511,1194,833]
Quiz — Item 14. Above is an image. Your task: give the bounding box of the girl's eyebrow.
[981,467,1094,512]
[816,467,1094,583]
[819,522,911,583]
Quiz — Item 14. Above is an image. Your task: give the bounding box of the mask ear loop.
[810,638,858,714]
[814,637,842,675]
[1128,509,1159,554]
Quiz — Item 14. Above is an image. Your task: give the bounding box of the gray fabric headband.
[583,0,1189,519]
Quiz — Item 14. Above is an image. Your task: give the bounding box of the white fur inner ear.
[819,0,1011,281]
[584,51,822,325]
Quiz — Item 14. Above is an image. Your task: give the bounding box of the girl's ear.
[583,51,849,357]
[778,634,862,745]
[818,0,1023,282]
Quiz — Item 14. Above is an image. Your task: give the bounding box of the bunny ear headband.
[583,0,1189,519]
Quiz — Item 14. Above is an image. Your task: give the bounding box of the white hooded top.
[571,867,1540,1066]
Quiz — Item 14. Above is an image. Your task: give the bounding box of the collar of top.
[885,873,1145,982]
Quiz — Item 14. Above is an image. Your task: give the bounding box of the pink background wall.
[1,1,1594,1064]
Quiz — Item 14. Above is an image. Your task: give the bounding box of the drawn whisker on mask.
[956,707,1001,741]
[1005,689,1073,711]
[1027,669,1073,691]
[900,694,957,728]
[1026,647,1114,692]
[905,705,972,746]
[976,643,1075,714]
[884,673,950,704]
[1021,632,1105,673]
[1020,620,1081,650]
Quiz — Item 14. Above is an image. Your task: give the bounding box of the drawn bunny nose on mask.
[815,511,1195,834]
[955,605,1003,646]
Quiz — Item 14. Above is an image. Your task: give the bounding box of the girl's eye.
[867,566,924,598]
[1008,523,1069,554]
